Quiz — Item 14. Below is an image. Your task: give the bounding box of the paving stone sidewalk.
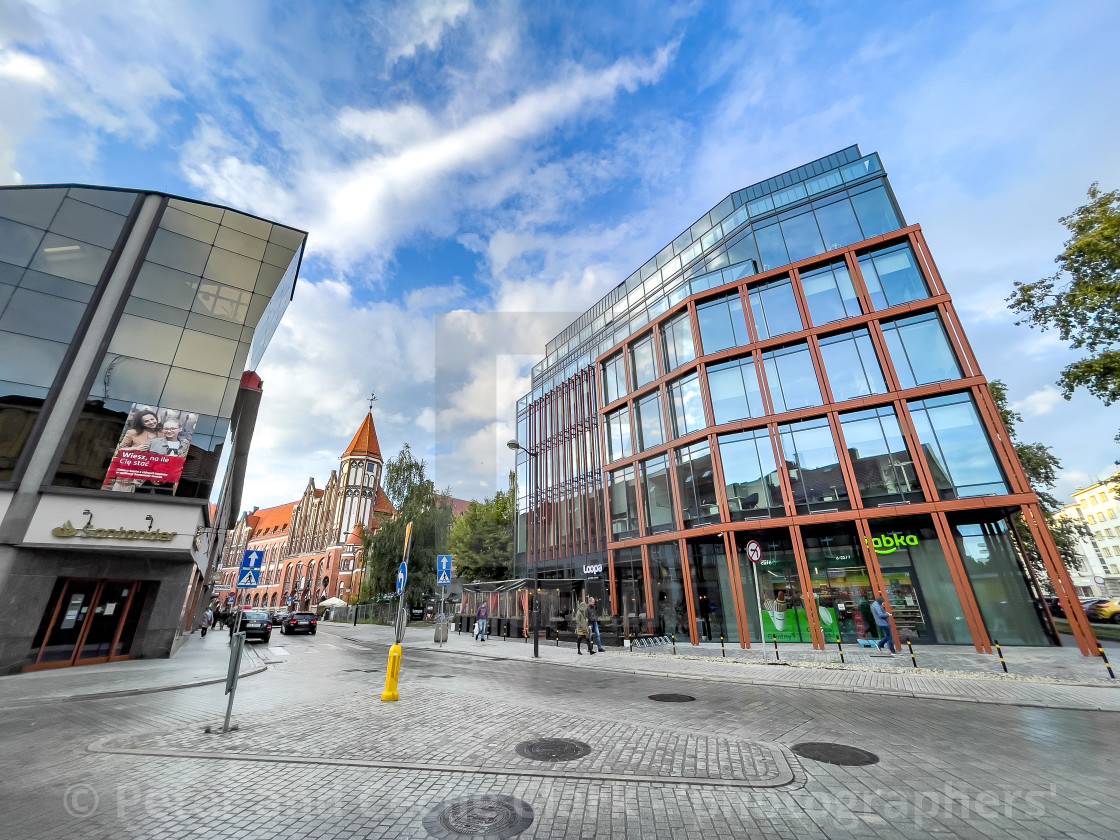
[0,631,266,706]
[322,620,1120,711]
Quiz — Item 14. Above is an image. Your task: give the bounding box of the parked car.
[1081,598,1109,615]
[235,610,272,643]
[269,609,290,627]
[1041,596,1064,617]
[280,612,317,635]
[1088,598,1120,624]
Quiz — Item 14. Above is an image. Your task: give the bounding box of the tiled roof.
[345,525,364,546]
[249,502,297,537]
[375,487,395,515]
[343,412,382,460]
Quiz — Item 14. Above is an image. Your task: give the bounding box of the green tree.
[362,444,454,606]
[448,489,514,582]
[988,380,1084,584]
[1008,183,1120,435]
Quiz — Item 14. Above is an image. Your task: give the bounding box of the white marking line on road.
[268,647,290,656]
[320,643,338,649]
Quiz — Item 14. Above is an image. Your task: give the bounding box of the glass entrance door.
[27,578,144,670]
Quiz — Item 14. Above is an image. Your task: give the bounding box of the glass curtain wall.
[0,187,137,481]
[608,466,638,540]
[668,373,706,437]
[695,292,749,355]
[818,329,887,402]
[639,454,675,535]
[685,536,741,643]
[629,333,658,390]
[649,542,687,639]
[660,310,695,372]
[602,352,627,404]
[748,277,803,339]
[800,260,862,326]
[634,391,666,451]
[881,311,963,388]
[869,516,970,644]
[675,441,719,527]
[762,343,822,412]
[605,406,632,462]
[858,243,929,310]
[716,429,784,520]
[950,513,1050,646]
[908,392,1008,499]
[706,355,764,424]
[778,417,851,513]
[838,406,924,506]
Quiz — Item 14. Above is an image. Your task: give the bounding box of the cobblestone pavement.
[1,627,1118,839]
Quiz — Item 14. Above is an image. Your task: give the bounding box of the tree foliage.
[1008,183,1120,432]
[988,380,1084,580]
[448,489,514,582]
[360,444,453,606]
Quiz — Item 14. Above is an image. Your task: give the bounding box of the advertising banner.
[103,404,198,493]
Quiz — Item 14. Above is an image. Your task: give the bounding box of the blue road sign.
[396,561,408,596]
[238,550,262,588]
[436,555,452,586]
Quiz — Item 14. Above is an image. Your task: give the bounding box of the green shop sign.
[865,534,920,554]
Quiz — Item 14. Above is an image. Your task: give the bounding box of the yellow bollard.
[381,643,402,702]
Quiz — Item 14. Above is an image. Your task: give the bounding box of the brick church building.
[216,411,394,610]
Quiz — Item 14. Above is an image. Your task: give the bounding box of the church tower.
[335,411,383,544]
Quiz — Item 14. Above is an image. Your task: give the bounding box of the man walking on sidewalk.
[587,597,605,652]
[872,596,896,654]
[474,602,489,642]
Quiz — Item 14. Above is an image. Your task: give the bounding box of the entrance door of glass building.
[801,523,877,646]
[27,578,147,670]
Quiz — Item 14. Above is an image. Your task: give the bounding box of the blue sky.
[2,0,1118,510]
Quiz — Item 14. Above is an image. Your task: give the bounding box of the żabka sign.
[866,534,920,554]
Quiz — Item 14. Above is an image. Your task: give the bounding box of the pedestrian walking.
[872,596,896,654]
[201,606,213,637]
[587,596,605,652]
[575,600,595,656]
[474,601,489,641]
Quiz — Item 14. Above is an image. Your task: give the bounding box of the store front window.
[613,547,649,638]
[802,523,875,645]
[27,578,152,669]
[868,516,970,644]
[748,530,811,643]
[685,536,741,643]
[650,542,687,640]
[950,513,1050,646]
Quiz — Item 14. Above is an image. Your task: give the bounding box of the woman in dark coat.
[575,600,594,656]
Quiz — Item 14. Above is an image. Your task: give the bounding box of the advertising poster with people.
[102,404,198,494]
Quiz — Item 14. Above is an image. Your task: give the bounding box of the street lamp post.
[507,439,540,659]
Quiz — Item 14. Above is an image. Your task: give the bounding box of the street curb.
[320,627,1120,713]
[0,664,268,708]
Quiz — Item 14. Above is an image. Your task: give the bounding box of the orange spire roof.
[343,412,382,460]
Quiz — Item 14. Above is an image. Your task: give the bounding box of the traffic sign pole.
[382,521,413,703]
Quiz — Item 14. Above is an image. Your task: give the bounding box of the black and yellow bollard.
[1100,647,1116,679]
[773,634,780,661]
[380,643,402,702]
[836,638,844,664]
[630,631,636,653]
[671,634,677,655]
[907,639,918,669]
[995,639,1008,673]
[721,635,726,657]
[504,623,509,642]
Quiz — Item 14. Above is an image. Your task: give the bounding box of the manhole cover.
[422,794,534,839]
[791,742,879,766]
[514,737,592,762]
[648,693,696,702]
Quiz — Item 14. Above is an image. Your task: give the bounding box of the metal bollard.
[504,624,508,642]
[907,639,918,669]
[836,638,844,664]
[773,634,780,661]
[1100,647,1116,679]
[721,635,726,657]
[671,634,676,655]
[995,640,1008,673]
[630,631,636,653]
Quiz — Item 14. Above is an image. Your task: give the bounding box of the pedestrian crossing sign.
[237,569,260,588]
[437,570,451,585]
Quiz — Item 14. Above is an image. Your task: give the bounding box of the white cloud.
[1012,385,1065,419]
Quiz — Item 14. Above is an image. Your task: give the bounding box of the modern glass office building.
[513,146,1096,655]
[0,185,305,672]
